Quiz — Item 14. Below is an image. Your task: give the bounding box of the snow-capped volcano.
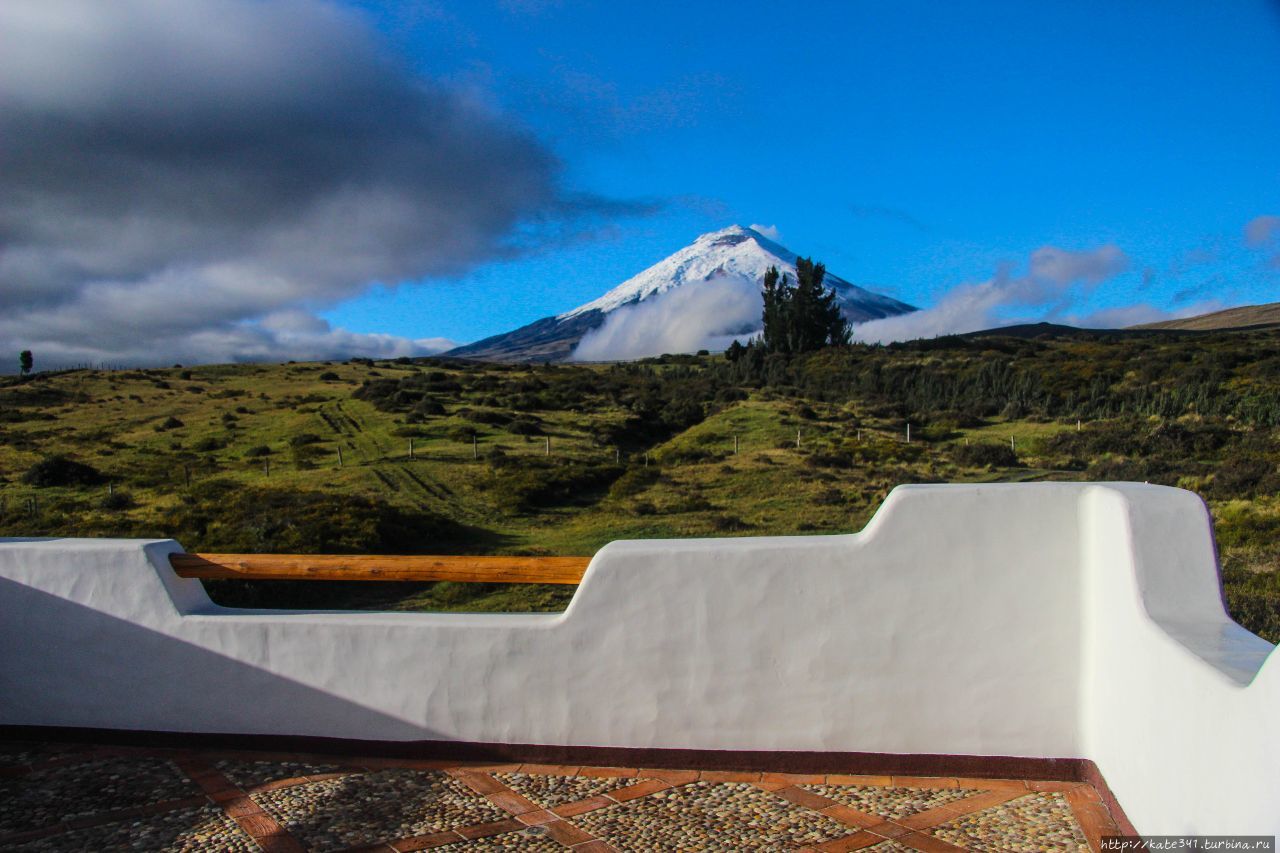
[560,224,912,323]
[448,225,915,361]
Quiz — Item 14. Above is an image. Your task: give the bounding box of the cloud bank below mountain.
[571,277,761,361]
[853,244,1194,343]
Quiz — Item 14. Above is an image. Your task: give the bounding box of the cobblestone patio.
[0,740,1123,851]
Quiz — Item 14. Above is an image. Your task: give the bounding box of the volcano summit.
[448,225,915,361]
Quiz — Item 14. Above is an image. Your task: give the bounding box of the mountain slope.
[450,225,915,361]
[1130,302,1280,331]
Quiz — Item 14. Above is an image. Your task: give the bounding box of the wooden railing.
[169,553,590,585]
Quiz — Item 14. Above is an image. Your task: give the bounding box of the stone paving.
[0,740,1123,851]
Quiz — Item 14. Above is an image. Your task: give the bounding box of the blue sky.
[2,0,1277,367]
[327,0,1280,344]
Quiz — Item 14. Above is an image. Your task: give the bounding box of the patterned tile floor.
[0,740,1124,851]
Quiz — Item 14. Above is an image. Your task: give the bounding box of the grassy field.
[1,330,1278,642]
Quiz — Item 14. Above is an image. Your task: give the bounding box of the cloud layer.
[0,0,588,367]
[572,277,761,361]
[854,244,1134,343]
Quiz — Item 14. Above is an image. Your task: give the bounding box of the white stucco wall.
[0,483,1275,833]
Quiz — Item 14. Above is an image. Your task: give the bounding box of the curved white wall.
[0,483,1275,834]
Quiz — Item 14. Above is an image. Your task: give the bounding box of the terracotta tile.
[819,803,884,829]
[406,759,472,771]
[340,844,395,853]
[1071,784,1103,803]
[814,833,885,852]
[890,776,958,789]
[825,774,893,787]
[897,788,1025,831]
[1067,789,1119,850]
[1027,779,1083,793]
[255,835,307,853]
[465,763,523,774]
[698,770,761,783]
[486,789,541,814]
[772,785,837,811]
[575,766,638,779]
[866,821,911,839]
[571,841,617,853]
[553,795,615,818]
[236,812,285,839]
[222,797,265,818]
[543,819,595,846]
[457,818,525,839]
[517,809,559,826]
[209,787,244,804]
[954,777,1028,792]
[391,831,464,851]
[517,763,580,776]
[754,780,791,791]
[186,771,239,795]
[643,768,699,785]
[452,771,507,795]
[761,771,827,785]
[607,779,670,802]
[896,830,967,852]
[250,776,312,794]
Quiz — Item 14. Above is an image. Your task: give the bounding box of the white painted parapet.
[0,483,1276,834]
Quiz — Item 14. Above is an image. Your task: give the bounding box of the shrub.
[469,410,512,426]
[156,416,184,431]
[813,487,846,505]
[319,371,340,381]
[507,416,544,435]
[952,442,1019,468]
[22,456,105,487]
[709,514,748,531]
[244,445,273,458]
[805,452,853,469]
[488,460,624,512]
[101,490,136,510]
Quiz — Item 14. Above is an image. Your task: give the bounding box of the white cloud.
[14,307,456,370]
[1028,244,1128,284]
[1067,301,1223,329]
[571,277,761,361]
[749,223,782,241]
[854,244,1130,343]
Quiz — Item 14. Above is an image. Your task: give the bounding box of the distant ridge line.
[1129,301,1280,331]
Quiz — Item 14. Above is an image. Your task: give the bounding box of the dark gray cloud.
[0,0,613,366]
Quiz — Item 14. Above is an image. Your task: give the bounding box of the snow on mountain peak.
[557,225,907,322]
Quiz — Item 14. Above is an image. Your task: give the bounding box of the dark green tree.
[759,258,851,354]
[18,350,32,376]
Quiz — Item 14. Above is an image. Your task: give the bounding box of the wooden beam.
[169,553,589,584]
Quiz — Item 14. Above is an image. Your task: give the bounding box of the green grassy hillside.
[2,328,1278,641]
